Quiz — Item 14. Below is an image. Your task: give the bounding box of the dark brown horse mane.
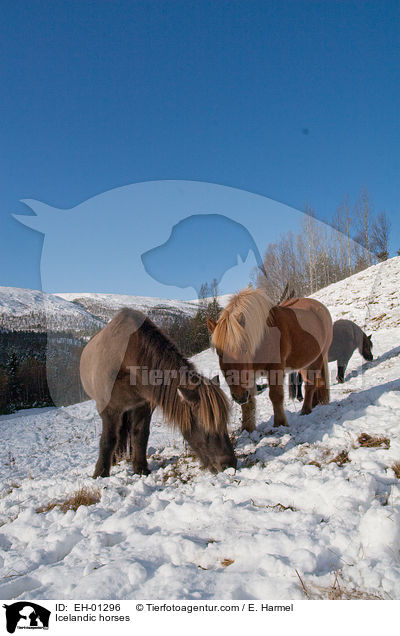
[133,314,230,434]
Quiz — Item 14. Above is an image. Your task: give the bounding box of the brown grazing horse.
[207,289,333,429]
[80,308,236,477]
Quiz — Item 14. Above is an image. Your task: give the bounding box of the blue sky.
[1,0,399,295]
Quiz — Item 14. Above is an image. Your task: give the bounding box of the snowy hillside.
[0,258,399,600]
[57,292,198,323]
[191,293,233,308]
[0,286,103,335]
[311,256,400,330]
[212,256,400,327]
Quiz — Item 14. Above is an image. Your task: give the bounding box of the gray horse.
[289,319,373,399]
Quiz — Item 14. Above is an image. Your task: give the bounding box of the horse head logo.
[12,180,300,406]
[3,602,50,633]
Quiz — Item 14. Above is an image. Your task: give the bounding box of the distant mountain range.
[1,255,399,336]
[57,292,198,325]
[0,287,198,337]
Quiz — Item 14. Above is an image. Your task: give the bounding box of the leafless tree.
[371,211,391,260]
[354,187,373,265]
[256,190,384,299]
[302,206,318,294]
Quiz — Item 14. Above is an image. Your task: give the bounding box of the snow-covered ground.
[0,258,399,600]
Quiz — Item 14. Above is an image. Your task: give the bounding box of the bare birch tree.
[302,206,318,294]
[354,187,373,266]
[256,190,385,298]
[371,211,391,260]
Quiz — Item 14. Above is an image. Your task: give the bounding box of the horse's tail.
[315,356,330,405]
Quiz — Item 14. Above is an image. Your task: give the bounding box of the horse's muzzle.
[223,455,237,470]
[209,455,237,473]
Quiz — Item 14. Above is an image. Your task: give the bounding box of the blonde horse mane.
[211,288,274,356]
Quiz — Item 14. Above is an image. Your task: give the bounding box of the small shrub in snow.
[36,486,101,514]
[358,433,390,449]
[391,462,400,479]
[221,559,234,567]
[297,569,385,600]
[329,450,350,466]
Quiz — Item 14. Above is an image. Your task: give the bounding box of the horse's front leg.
[300,370,315,415]
[268,370,288,427]
[336,359,348,383]
[241,396,256,432]
[94,407,122,478]
[296,372,304,401]
[113,412,131,464]
[289,372,303,401]
[129,402,153,475]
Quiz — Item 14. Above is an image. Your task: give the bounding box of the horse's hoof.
[300,408,312,416]
[133,465,151,476]
[273,420,288,427]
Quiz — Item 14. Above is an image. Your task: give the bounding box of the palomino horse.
[80,308,236,477]
[207,289,333,429]
[289,318,373,399]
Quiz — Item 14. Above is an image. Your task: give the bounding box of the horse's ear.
[211,375,220,385]
[207,319,216,333]
[368,335,372,340]
[177,386,200,405]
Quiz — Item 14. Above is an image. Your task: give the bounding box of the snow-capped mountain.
[0,286,103,335]
[56,292,198,324]
[0,287,200,336]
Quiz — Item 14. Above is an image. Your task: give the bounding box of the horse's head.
[206,293,271,406]
[208,341,257,406]
[362,333,373,361]
[177,377,237,473]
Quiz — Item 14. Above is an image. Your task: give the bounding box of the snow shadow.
[344,345,400,383]
[252,377,400,460]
